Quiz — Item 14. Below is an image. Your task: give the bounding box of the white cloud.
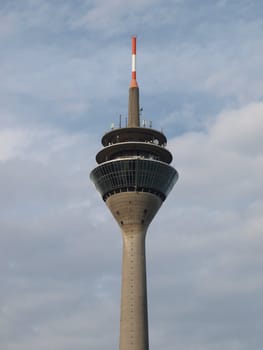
[169,101,263,210]
[210,101,263,156]
[142,101,263,349]
[70,0,162,34]
[0,129,29,161]
[0,127,93,163]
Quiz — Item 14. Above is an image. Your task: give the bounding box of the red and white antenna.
[130,36,138,88]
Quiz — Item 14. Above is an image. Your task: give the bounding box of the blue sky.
[1,1,263,349]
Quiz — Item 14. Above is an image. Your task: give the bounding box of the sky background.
[1,0,263,349]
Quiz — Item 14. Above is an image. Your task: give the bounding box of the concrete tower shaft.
[90,37,178,350]
[106,192,162,350]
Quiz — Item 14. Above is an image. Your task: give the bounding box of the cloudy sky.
[1,0,263,349]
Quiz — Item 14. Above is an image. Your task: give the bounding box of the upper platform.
[96,141,173,164]
[102,127,167,147]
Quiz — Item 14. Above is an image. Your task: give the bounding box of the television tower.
[90,37,178,350]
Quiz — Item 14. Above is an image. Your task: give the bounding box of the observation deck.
[96,126,173,164]
[91,123,178,202]
[90,157,177,201]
